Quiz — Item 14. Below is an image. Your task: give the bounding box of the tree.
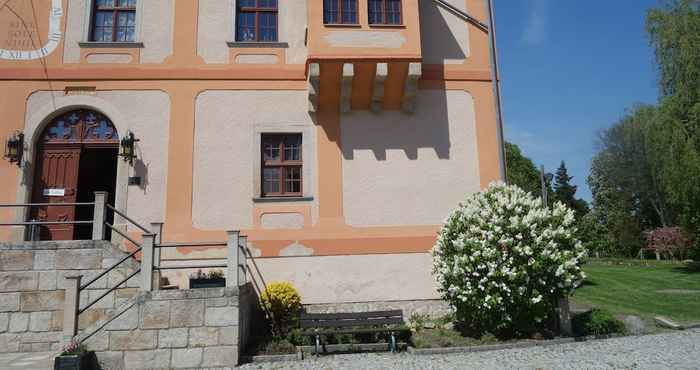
[588,106,670,256]
[553,161,589,218]
[505,142,541,196]
[646,0,700,240]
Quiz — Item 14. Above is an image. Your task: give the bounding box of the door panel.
[31,145,82,240]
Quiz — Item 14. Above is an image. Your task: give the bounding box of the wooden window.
[324,0,358,24]
[261,134,302,197]
[236,0,278,42]
[368,0,402,25]
[90,0,137,42]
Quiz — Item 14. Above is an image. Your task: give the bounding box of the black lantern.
[119,131,139,164]
[4,132,24,166]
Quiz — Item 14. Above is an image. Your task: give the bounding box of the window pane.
[285,167,301,193]
[118,11,129,26]
[238,0,255,7]
[237,12,256,41]
[283,135,301,161]
[120,0,136,8]
[368,0,384,24]
[96,11,114,26]
[263,167,281,194]
[263,142,280,161]
[387,0,401,24]
[95,0,115,8]
[259,13,277,41]
[342,0,357,23]
[324,0,338,23]
[259,0,277,8]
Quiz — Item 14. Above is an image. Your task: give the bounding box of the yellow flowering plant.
[260,281,302,335]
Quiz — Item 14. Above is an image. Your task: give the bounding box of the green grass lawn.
[572,259,700,324]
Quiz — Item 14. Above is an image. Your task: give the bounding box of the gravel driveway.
[240,329,700,370]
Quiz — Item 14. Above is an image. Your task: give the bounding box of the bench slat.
[300,310,403,321]
[300,317,404,328]
[301,326,411,336]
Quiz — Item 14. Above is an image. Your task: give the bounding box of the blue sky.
[493,0,661,200]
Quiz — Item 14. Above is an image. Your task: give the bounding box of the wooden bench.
[300,310,410,354]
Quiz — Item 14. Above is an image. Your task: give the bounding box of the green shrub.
[260,281,302,336]
[572,309,627,337]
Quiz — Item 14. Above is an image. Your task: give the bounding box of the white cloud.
[521,0,548,46]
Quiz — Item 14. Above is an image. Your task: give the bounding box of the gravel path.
[240,329,700,370]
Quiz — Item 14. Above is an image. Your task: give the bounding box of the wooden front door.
[31,145,82,240]
[30,109,120,240]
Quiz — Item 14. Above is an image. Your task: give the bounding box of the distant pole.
[540,165,548,207]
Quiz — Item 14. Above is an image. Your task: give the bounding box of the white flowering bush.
[432,183,587,336]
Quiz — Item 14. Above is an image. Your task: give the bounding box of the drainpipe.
[486,0,508,183]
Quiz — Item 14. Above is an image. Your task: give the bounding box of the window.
[368,0,402,25]
[90,0,137,42]
[324,0,358,24]
[261,134,302,197]
[236,0,278,42]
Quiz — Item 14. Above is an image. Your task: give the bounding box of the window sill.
[78,41,144,48]
[227,41,289,48]
[369,24,406,28]
[252,196,313,203]
[323,23,362,28]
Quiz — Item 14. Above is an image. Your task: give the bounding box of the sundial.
[0,0,63,60]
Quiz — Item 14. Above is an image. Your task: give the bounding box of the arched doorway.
[31,109,120,240]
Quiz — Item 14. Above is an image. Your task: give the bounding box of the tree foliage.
[588,0,700,257]
[505,142,542,196]
[553,161,589,219]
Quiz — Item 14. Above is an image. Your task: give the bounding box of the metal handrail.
[0,220,93,226]
[78,268,140,315]
[105,223,142,247]
[155,264,227,270]
[80,246,142,291]
[0,202,94,207]
[158,241,227,248]
[105,204,150,234]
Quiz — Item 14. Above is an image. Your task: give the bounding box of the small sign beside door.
[43,188,65,197]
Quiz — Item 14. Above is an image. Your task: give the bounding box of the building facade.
[0,0,504,309]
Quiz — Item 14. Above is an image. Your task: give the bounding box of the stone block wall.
[0,241,140,353]
[84,287,250,369]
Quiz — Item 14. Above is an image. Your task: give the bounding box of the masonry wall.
[0,241,140,353]
[83,286,252,369]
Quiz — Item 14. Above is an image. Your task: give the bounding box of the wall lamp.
[3,131,24,166]
[119,131,140,165]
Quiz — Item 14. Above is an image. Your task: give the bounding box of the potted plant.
[54,340,89,370]
[189,269,226,289]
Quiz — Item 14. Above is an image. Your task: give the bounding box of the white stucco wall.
[23,91,170,228]
[341,90,480,227]
[161,252,439,304]
[419,0,470,64]
[192,91,316,229]
[139,0,174,63]
[63,0,174,63]
[248,252,440,304]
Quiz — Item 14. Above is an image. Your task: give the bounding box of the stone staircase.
[0,240,141,353]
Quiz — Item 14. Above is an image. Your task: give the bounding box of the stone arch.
[11,94,131,241]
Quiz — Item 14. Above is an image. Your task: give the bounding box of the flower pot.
[189,277,226,289]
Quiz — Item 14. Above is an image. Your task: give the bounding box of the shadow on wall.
[341,90,451,160]
[131,143,150,192]
[419,0,467,64]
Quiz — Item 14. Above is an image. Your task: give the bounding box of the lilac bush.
[431,183,587,335]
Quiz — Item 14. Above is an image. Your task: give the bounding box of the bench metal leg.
[390,332,396,353]
[315,334,321,356]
